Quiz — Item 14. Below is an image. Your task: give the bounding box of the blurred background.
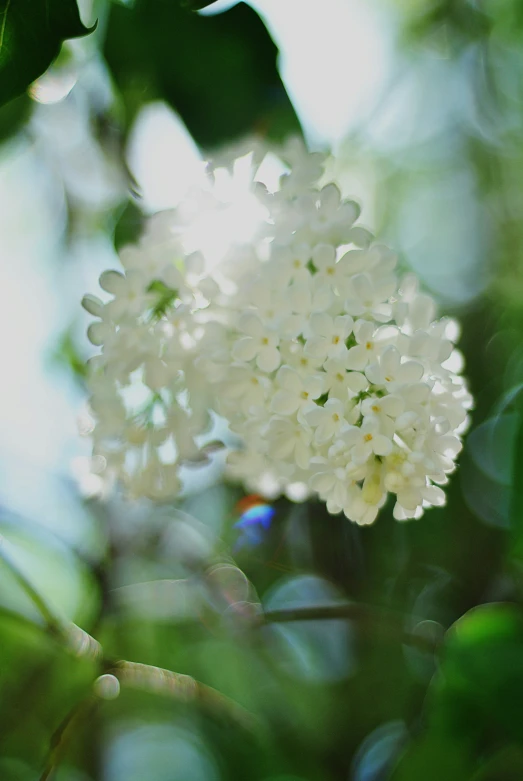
[2,0,523,778]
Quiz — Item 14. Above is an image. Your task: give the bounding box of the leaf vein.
[0,0,12,55]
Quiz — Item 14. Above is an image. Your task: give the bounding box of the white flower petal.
[99,270,124,294]
[304,336,328,359]
[319,183,341,212]
[82,294,104,317]
[346,344,368,371]
[372,434,392,457]
[398,361,424,384]
[352,443,371,465]
[351,273,373,302]
[312,243,335,268]
[239,313,264,338]
[271,389,299,415]
[232,337,257,362]
[346,371,368,393]
[295,443,312,470]
[276,366,302,392]
[257,346,281,373]
[380,394,404,418]
[381,346,400,377]
[310,312,332,338]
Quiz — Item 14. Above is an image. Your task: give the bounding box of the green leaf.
[147,280,179,319]
[390,735,474,781]
[181,0,227,10]
[0,92,31,141]
[103,0,301,148]
[0,0,96,108]
[510,407,523,564]
[51,328,88,382]
[469,745,523,780]
[113,199,145,251]
[430,603,523,745]
[392,604,523,779]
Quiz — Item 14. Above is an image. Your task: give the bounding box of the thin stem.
[39,697,99,781]
[0,535,66,641]
[110,660,260,732]
[259,603,441,654]
[0,535,103,660]
[37,659,260,780]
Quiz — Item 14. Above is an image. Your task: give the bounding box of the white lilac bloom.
[270,365,324,417]
[231,313,281,373]
[304,313,354,362]
[82,138,472,523]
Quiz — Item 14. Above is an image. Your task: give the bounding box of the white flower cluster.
[83,140,472,522]
[82,214,220,500]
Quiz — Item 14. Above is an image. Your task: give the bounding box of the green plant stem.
[260,603,441,653]
[110,660,259,732]
[0,535,105,664]
[39,697,99,781]
[0,535,68,642]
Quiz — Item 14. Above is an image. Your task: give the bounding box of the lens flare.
[233,495,275,549]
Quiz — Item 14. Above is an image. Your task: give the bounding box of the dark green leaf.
[0,0,96,108]
[0,92,31,141]
[113,199,145,251]
[469,745,523,781]
[390,735,474,781]
[510,407,523,565]
[103,0,301,147]
[181,0,227,10]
